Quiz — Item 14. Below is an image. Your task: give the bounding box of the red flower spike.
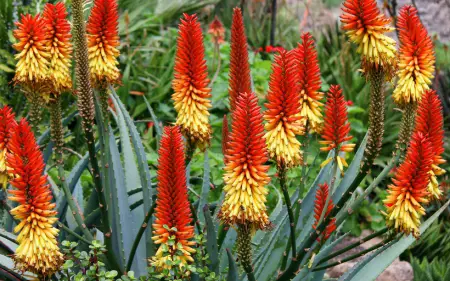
[219,92,271,231]
[228,8,252,111]
[319,85,355,172]
[7,119,63,275]
[264,50,304,167]
[208,16,225,44]
[222,114,229,164]
[414,90,446,199]
[384,132,434,237]
[313,183,337,243]
[0,106,17,189]
[296,32,324,133]
[151,126,195,272]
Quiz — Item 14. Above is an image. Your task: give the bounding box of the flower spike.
[384,132,434,237]
[7,119,63,276]
[313,183,337,243]
[219,92,271,231]
[87,0,121,85]
[264,50,304,167]
[151,126,195,273]
[0,106,17,189]
[296,32,324,133]
[208,16,225,45]
[320,85,355,172]
[222,114,229,164]
[340,0,397,76]
[228,8,252,111]
[43,2,73,98]
[393,5,435,105]
[13,13,50,91]
[414,90,446,199]
[172,13,212,150]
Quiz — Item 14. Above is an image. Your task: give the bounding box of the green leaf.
[203,204,219,274]
[142,95,162,137]
[0,254,30,280]
[341,199,450,281]
[197,151,210,225]
[226,249,239,281]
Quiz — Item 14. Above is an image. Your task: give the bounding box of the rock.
[376,260,413,281]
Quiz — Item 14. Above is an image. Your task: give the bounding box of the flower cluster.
[151,126,196,273]
[296,32,324,133]
[0,106,17,189]
[340,0,397,75]
[87,0,121,85]
[264,50,304,167]
[320,85,355,172]
[414,90,446,199]
[172,13,212,150]
[7,119,64,275]
[219,92,271,231]
[208,16,225,45]
[313,183,337,243]
[393,5,435,105]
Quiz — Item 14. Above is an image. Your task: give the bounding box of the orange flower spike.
[219,92,271,231]
[264,50,304,167]
[228,8,252,111]
[393,5,435,104]
[87,0,120,85]
[43,2,73,97]
[319,85,355,172]
[12,14,50,89]
[208,16,225,45]
[296,32,324,133]
[222,114,229,164]
[151,126,195,272]
[340,0,397,75]
[172,13,212,150]
[0,106,17,189]
[383,132,434,237]
[414,90,446,199]
[7,119,63,276]
[312,183,337,243]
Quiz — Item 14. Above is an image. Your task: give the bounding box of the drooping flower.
[87,0,120,85]
[228,8,252,111]
[0,106,17,189]
[414,90,446,199]
[393,5,435,105]
[296,32,324,133]
[319,85,355,172]
[384,132,434,237]
[172,13,212,150]
[312,183,337,243]
[7,119,63,276]
[42,2,73,99]
[219,92,271,231]
[12,13,50,90]
[340,0,397,76]
[151,126,195,273]
[208,16,225,45]
[264,50,304,167]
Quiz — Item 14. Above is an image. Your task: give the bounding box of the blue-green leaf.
[204,204,219,274]
[227,249,239,281]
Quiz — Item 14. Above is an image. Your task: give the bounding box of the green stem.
[396,103,417,160]
[57,222,91,245]
[238,225,256,281]
[316,227,389,265]
[279,164,296,258]
[28,91,42,135]
[50,99,94,242]
[126,202,156,272]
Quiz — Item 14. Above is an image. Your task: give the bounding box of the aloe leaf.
[197,151,210,225]
[340,199,450,281]
[226,249,239,281]
[142,95,162,137]
[0,255,30,281]
[204,204,219,274]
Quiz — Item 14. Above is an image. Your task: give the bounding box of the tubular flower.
[151,126,196,273]
[12,14,50,90]
[383,132,434,237]
[264,50,304,167]
[219,92,271,231]
[393,5,435,105]
[0,106,17,189]
[172,13,212,150]
[312,183,337,243]
[208,16,225,45]
[228,8,252,111]
[42,2,73,98]
[319,85,355,172]
[414,90,446,199]
[7,119,63,276]
[340,0,397,76]
[296,32,324,133]
[86,0,120,85]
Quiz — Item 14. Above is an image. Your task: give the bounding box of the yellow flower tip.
[320,157,333,168]
[149,244,195,275]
